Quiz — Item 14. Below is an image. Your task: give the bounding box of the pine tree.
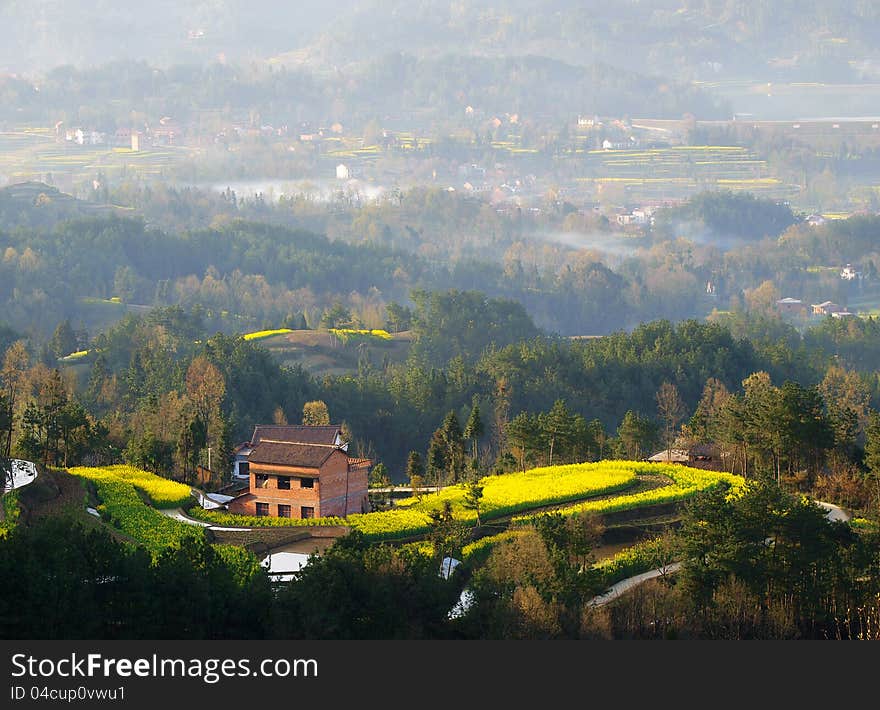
[427,431,446,487]
[406,450,424,484]
[440,411,465,483]
[864,411,880,508]
[463,402,485,462]
[539,399,574,466]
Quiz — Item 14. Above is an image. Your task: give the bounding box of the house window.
[277,476,291,490]
[301,507,315,519]
[238,461,249,478]
[299,477,315,489]
[255,474,269,488]
[278,505,291,518]
[256,503,269,517]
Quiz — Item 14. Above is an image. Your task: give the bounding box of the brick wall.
[226,450,368,519]
[314,451,368,516]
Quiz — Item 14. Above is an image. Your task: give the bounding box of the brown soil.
[17,468,135,545]
[19,468,83,521]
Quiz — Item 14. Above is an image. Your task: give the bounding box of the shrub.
[0,491,20,539]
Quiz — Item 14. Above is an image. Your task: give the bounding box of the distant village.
[776,263,870,321]
[25,108,880,241]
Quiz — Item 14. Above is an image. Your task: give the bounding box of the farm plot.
[68,466,201,553]
[574,146,798,200]
[0,128,194,184]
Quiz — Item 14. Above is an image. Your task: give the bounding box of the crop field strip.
[192,460,643,538]
[63,462,744,583]
[62,463,743,556]
[68,466,201,554]
[191,461,742,542]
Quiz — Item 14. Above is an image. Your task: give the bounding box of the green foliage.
[409,289,539,366]
[0,517,272,639]
[385,302,412,332]
[405,451,424,481]
[274,531,457,639]
[320,302,353,329]
[654,191,797,241]
[678,478,868,625]
[864,411,880,480]
[0,491,20,539]
[462,478,485,526]
[369,462,390,488]
[50,319,79,358]
[616,410,659,460]
[594,535,680,587]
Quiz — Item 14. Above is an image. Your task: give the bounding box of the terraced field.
[574,146,798,200]
[0,127,196,185]
[68,466,201,554]
[192,461,743,543]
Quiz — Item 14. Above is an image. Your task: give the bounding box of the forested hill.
[0,55,724,126]
[0,183,130,230]
[2,1,877,84]
[0,182,639,340]
[292,0,880,82]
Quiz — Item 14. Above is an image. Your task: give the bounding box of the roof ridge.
[254,424,340,429]
[257,439,340,448]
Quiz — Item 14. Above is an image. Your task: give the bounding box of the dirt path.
[589,564,682,607]
[159,508,251,532]
[816,501,851,523]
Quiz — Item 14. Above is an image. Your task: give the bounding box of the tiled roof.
[249,441,339,469]
[251,425,341,446]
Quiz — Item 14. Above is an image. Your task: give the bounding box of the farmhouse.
[841,264,862,281]
[228,425,370,519]
[233,425,347,480]
[811,301,846,316]
[646,449,690,464]
[646,444,717,469]
[776,297,806,315]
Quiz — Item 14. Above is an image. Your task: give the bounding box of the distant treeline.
[0,54,726,131]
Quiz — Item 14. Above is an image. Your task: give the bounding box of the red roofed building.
[227,425,370,519]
